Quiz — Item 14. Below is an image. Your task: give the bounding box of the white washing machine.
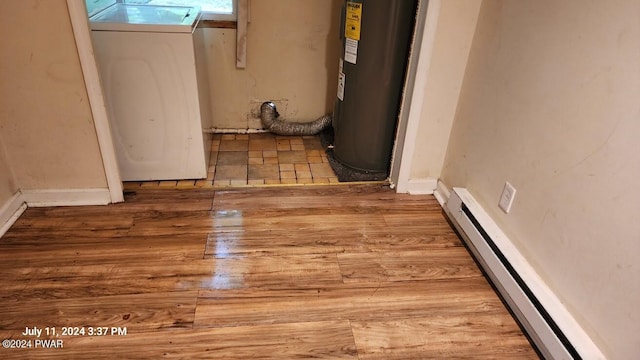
[90,3,212,181]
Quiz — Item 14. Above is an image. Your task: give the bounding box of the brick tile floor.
[125,133,340,189]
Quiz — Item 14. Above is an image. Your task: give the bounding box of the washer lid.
[87,0,117,18]
[90,4,200,33]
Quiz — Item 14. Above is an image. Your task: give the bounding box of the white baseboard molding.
[398,178,438,195]
[433,179,451,206]
[21,188,112,207]
[444,187,606,360]
[0,192,27,238]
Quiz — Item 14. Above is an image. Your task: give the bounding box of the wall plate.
[499,182,516,213]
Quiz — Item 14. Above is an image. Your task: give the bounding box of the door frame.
[68,0,442,197]
[67,0,124,203]
[390,0,441,193]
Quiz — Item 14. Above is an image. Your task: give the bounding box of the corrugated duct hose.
[260,101,332,136]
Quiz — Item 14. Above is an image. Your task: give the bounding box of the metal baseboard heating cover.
[444,188,606,360]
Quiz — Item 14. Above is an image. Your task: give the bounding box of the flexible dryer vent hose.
[260,101,332,136]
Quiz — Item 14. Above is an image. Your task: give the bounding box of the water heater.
[332,0,418,177]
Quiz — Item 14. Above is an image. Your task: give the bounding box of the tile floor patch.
[217,151,248,166]
[209,152,218,166]
[248,164,280,180]
[220,140,249,152]
[215,165,248,180]
[303,137,324,151]
[249,138,277,151]
[130,133,341,188]
[278,151,308,164]
[310,163,336,178]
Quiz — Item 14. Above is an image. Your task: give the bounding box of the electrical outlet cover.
[499,182,516,213]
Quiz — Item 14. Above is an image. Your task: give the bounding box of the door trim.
[391,0,441,193]
[67,0,124,203]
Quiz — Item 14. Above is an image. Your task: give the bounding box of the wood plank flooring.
[0,185,539,359]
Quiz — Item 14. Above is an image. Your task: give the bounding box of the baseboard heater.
[444,188,605,360]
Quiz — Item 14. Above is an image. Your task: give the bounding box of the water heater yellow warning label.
[345,2,362,40]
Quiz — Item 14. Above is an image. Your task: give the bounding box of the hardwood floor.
[0,185,539,359]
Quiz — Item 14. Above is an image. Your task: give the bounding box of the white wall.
[0,0,108,190]
[408,0,481,181]
[204,0,342,129]
[440,1,640,358]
